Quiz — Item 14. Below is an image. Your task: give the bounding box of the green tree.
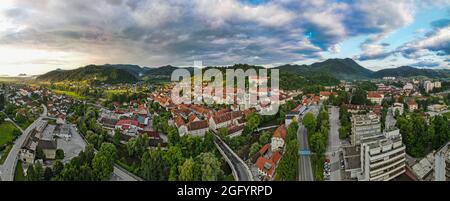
[44,167,53,181]
[92,154,111,181]
[196,152,222,181]
[56,149,64,160]
[248,142,262,158]
[178,158,196,181]
[113,129,121,146]
[245,112,260,132]
[302,112,316,132]
[259,131,271,145]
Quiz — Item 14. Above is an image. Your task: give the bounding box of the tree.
[276,140,298,181]
[245,112,260,132]
[286,121,298,142]
[0,112,6,124]
[44,167,53,181]
[36,147,45,160]
[310,132,326,154]
[218,127,228,139]
[92,154,111,181]
[351,88,368,105]
[56,149,64,160]
[126,135,149,158]
[113,129,121,146]
[197,152,222,181]
[302,112,316,133]
[140,148,168,181]
[249,142,262,158]
[178,158,196,181]
[53,160,64,177]
[259,131,271,145]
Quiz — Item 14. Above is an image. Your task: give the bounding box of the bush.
[56,149,64,160]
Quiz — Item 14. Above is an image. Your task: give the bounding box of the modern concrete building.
[358,133,406,181]
[435,142,450,181]
[344,113,406,181]
[350,113,381,145]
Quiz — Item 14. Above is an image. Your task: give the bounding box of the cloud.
[410,60,441,68]
[0,0,448,70]
[399,24,450,58]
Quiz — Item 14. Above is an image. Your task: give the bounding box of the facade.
[423,81,434,93]
[427,104,447,112]
[393,103,404,115]
[367,92,383,105]
[435,142,450,181]
[344,113,406,181]
[350,113,381,145]
[359,133,406,181]
[270,124,287,151]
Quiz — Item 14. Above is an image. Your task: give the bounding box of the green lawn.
[0,144,12,165]
[53,90,85,100]
[14,161,26,181]
[0,122,19,146]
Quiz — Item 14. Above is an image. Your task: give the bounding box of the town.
[1,72,449,181]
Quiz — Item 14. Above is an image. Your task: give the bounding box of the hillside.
[372,66,450,78]
[37,65,138,84]
[276,58,373,80]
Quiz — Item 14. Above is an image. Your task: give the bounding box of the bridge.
[212,134,253,181]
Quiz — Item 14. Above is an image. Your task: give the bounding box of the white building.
[393,103,404,115]
[423,81,434,93]
[350,113,381,145]
[435,142,450,181]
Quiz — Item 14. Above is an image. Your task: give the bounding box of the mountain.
[106,64,144,77]
[37,64,138,84]
[276,58,373,80]
[372,66,450,78]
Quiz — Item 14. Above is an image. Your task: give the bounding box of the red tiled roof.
[259,144,270,155]
[273,124,287,139]
[188,120,209,131]
[271,151,282,164]
[116,119,139,126]
[175,116,185,127]
[367,92,382,98]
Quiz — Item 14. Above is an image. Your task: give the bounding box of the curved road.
[214,135,253,181]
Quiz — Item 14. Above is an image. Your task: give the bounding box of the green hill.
[37,65,138,84]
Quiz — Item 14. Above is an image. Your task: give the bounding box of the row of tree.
[27,143,117,181]
[275,121,299,181]
[396,113,450,158]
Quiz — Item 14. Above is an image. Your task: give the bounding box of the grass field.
[52,90,85,100]
[0,122,19,146]
[0,144,12,165]
[14,161,26,181]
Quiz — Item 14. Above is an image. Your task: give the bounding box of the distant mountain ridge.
[36,59,450,83]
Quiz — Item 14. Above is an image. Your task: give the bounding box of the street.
[298,125,314,181]
[325,106,342,181]
[214,135,253,181]
[0,104,47,181]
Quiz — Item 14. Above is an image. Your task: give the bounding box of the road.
[298,124,314,181]
[325,106,342,181]
[0,104,46,181]
[214,135,253,181]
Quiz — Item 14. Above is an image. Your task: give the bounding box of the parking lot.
[57,125,87,163]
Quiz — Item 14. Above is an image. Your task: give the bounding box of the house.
[407,98,418,111]
[187,120,209,137]
[227,125,245,138]
[115,119,140,135]
[271,124,287,151]
[319,91,337,100]
[175,116,188,136]
[367,92,384,105]
[393,103,404,115]
[255,151,282,180]
[38,140,58,160]
[209,111,243,130]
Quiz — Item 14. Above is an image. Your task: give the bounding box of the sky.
[0,0,449,76]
